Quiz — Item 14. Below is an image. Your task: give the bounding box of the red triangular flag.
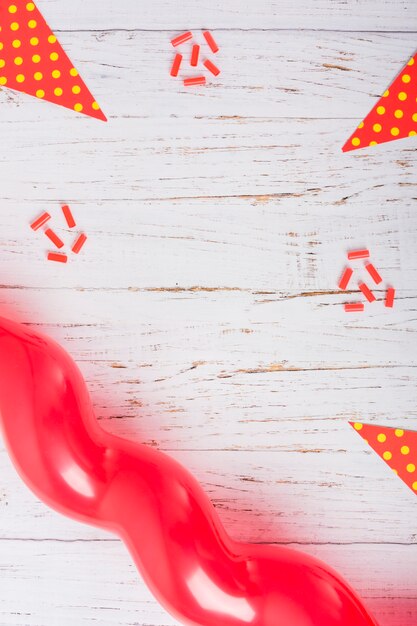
[0,1,106,121]
[343,52,417,151]
[350,421,417,495]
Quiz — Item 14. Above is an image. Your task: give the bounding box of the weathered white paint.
[2,31,417,119]
[35,0,417,31]
[0,1,416,625]
[0,539,415,626]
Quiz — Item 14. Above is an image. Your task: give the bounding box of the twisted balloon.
[0,316,378,626]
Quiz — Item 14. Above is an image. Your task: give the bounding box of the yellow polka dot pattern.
[0,1,106,121]
[343,52,417,151]
[350,422,417,495]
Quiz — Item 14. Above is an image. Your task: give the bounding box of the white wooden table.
[1,1,416,624]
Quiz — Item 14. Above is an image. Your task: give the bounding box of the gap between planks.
[0,537,415,546]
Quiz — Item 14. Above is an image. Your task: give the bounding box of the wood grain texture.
[35,0,417,31]
[1,31,417,119]
[0,540,415,626]
[0,0,416,625]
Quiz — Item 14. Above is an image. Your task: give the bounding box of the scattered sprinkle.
[62,204,76,228]
[184,76,206,87]
[338,267,353,290]
[30,211,51,231]
[203,30,219,54]
[358,282,376,303]
[170,53,182,77]
[171,31,193,47]
[203,58,220,76]
[344,303,364,312]
[365,262,383,285]
[385,287,395,308]
[44,228,64,249]
[47,251,67,263]
[71,233,87,254]
[190,44,200,67]
[347,249,370,260]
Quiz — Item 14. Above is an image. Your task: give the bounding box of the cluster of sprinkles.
[351,422,417,496]
[339,249,395,312]
[30,205,87,263]
[343,53,417,151]
[170,30,220,86]
[0,1,106,120]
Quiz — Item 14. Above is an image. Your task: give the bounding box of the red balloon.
[0,315,378,626]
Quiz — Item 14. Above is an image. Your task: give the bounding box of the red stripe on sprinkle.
[344,303,364,312]
[170,53,183,77]
[171,31,193,47]
[62,205,76,228]
[30,212,51,231]
[203,59,220,76]
[347,249,370,260]
[184,76,206,87]
[190,44,200,67]
[358,282,376,303]
[47,252,67,263]
[72,233,87,254]
[365,263,383,285]
[338,267,353,290]
[203,31,219,53]
[44,228,64,249]
[385,287,395,308]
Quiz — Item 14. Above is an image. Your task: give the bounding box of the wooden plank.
[0,288,416,368]
[36,0,417,32]
[0,539,415,625]
[1,115,416,207]
[0,118,416,290]
[0,31,417,119]
[3,196,417,289]
[2,442,416,544]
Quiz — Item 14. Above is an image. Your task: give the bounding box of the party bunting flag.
[342,52,417,152]
[0,1,106,120]
[350,422,417,496]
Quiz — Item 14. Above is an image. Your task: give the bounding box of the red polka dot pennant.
[0,1,106,121]
[343,52,417,151]
[350,422,417,496]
